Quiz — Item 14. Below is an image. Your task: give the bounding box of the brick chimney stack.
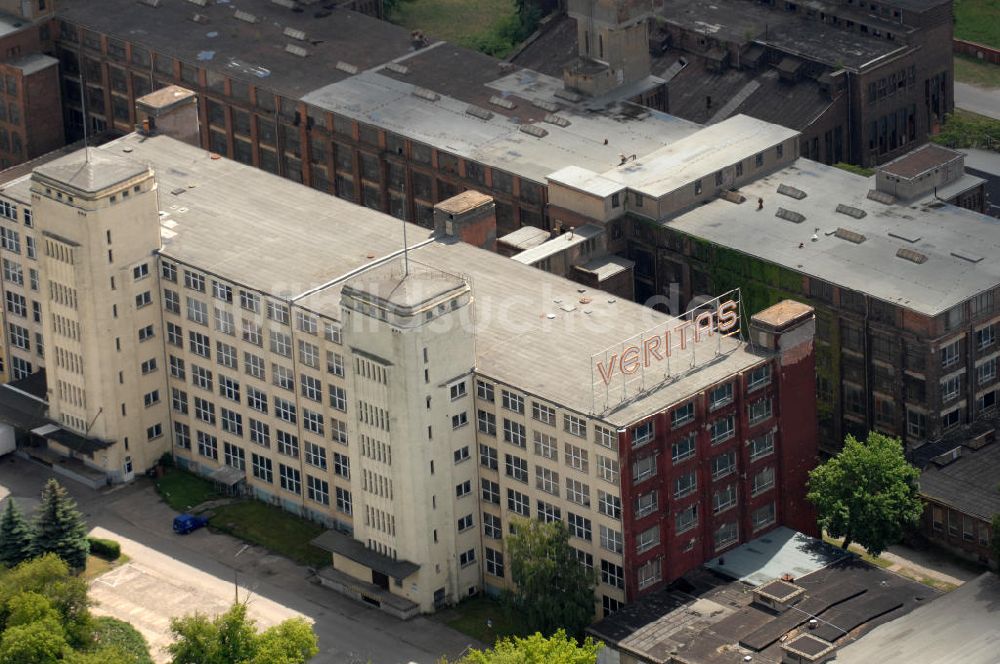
[135,85,200,147]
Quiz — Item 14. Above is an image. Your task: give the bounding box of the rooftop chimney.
[434,191,496,252]
[135,85,200,147]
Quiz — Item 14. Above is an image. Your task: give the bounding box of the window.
[476,380,494,402]
[713,484,737,513]
[564,443,589,472]
[163,289,180,314]
[674,470,697,498]
[303,408,324,435]
[298,339,319,368]
[632,454,656,483]
[197,431,218,460]
[189,331,210,357]
[252,453,273,483]
[595,425,616,450]
[752,503,776,531]
[503,419,526,448]
[533,431,557,459]
[146,423,163,440]
[671,434,696,463]
[715,522,738,550]
[942,408,961,431]
[161,261,177,282]
[450,380,467,400]
[307,476,329,505]
[216,342,237,369]
[535,466,559,495]
[279,464,301,494]
[141,358,158,374]
[457,514,474,532]
[453,445,470,464]
[636,525,660,554]
[940,375,961,403]
[675,504,698,534]
[711,415,735,444]
[601,560,624,589]
[749,398,773,425]
[272,365,293,391]
[214,308,235,335]
[977,325,995,350]
[224,442,246,470]
[246,386,267,413]
[632,421,654,447]
[326,351,345,377]
[709,383,733,409]
[184,270,205,292]
[482,479,500,504]
[173,422,191,449]
[566,478,591,506]
[507,488,529,516]
[597,455,619,484]
[270,330,291,357]
[755,152,764,168]
[456,480,472,498]
[537,500,561,523]
[239,289,259,312]
[242,320,262,346]
[194,397,215,425]
[672,402,694,428]
[300,374,322,402]
[477,410,497,436]
[0,228,18,253]
[267,301,290,325]
[501,389,524,414]
[564,414,586,438]
[711,451,736,479]
[694,179,703,195]
[941,340,960,368]
[459,549,476,567]
[296,311,317,334]
[484,513,502,539]
[212,280,232,303]
[485,547,504,577]
[331,418,348,445]
[531,401,555,425]
[274,397,296,423]
[329,385,347,412]
[752,467,775,495]
[505,454,528,482]
[451,412,468,429]
[219,375,240,402]
[598,490,621,519]
[4,291,25,317]
[600,524,623,553]
[7,323,28,350]
[249,419,270,447]
[192,365,213,391]
[978,358,996,386]
[480,443,498,470]
[907,409,926,439]
[277,430,299,458]
[750,431,775,460]
[336,488,352,514]
[2,260,22,285]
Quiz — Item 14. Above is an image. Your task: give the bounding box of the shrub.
[86,538,121,561]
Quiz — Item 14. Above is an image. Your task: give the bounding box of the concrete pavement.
[0,457,479,664]
[955,81,1000,121]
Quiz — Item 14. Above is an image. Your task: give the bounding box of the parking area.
[0,457,478,664]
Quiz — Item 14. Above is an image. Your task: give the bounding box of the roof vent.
[285,44,308,57]
[138,0,162,7]
[775,207,805,223]
[234,9,259,23]
[412,87,440,102]
[836,203,866,219]
[271,0,296,7]
[834,228,866,244]
[867,189,895,205]
[950,249,984,263]
[465,105,494,121]
[186,0,208,6]
[519,124,549,138]
[896,247,928,264]
[777,183,807,200]
[543,113,571,128]
[335,61,358,74]
[384,62,409,75]
[283,27,307,40]
[534,99,559,113]
[489,95,516,110]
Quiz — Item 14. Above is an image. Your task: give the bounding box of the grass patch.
[954,54,1000,89]
[437,595,531,645]
[208,500,329,567]
[154,467,219,513]
[90,616,154,664]
[955,0,1000,49]
[82,552,130,581]
[932,108,1000,151]
[392,0,517,49]
[822,533,892,568]
[833,162,875,177]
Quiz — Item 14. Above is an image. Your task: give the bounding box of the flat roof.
[34,147,151,195]
[7,53,57,76]
[107,134,766,426]
[598,114,798,198]
[510,223,603,265]
[880,143,963,180]
[497,225,551,251]
[303,70,701,184]
[666,158,1000,316]
[659,0,910,70]
[703,526,848,586]
[836,572,1000,664]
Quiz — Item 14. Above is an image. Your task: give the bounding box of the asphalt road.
[954,81,1000,121]
[0,456,478,664]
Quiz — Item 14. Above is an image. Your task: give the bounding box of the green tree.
[446,630,601,664]
[0,554,91,646]
[807,431,923,556]
[0,499,35,567]
[167,601,318,664]
[505,518,595,638]
[0,618,69,664]
[32,479,89,571]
